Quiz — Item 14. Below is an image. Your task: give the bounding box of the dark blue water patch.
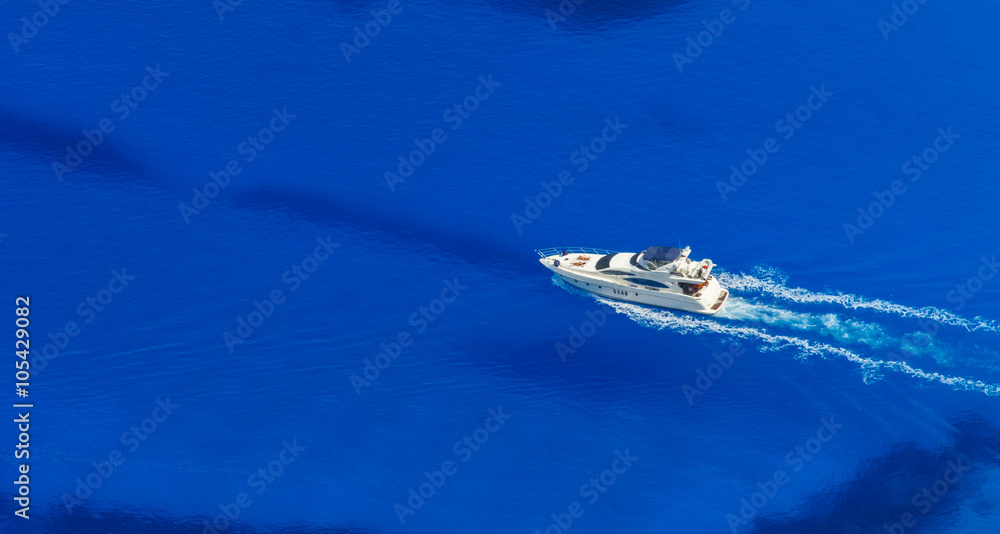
[0,500,378,534]
[230,186,536,276]
[747,413,1000,534]
[472,0,688,31]
[327,0,393,10]
[0,108,154,185]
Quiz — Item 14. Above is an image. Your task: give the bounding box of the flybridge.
[641,246,716,280]
[536,246,716,281]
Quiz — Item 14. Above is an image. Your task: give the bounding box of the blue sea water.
[1,0,999,532]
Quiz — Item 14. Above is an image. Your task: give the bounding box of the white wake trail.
[721,297,965,365]
[551,277,1000,396]
[601,297,1000,396]
[718,297,894,349]
[715,269,1000,333]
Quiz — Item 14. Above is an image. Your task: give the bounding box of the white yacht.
[536,246,729,315]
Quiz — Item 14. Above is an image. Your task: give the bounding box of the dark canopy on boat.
[641,246,682,262]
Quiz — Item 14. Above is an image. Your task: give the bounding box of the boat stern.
[694,280,729,315]
[706,288,729,314]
